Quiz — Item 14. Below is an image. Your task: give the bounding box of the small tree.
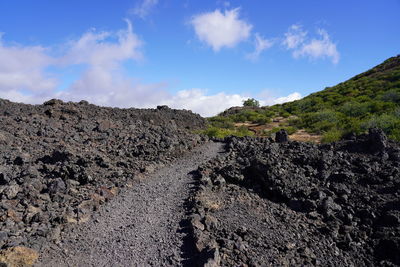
[243,98,260,107]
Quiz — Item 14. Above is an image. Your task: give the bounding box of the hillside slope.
[280,55,400,140]
[205,55,400,142]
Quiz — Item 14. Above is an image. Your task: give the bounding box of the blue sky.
[0,0,399,116]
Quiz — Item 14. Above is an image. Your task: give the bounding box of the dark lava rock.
[192,132,400,266]
[275,129,289,143]
[0,98,206,250]
[48,178,66,195]
[368,127,388,153]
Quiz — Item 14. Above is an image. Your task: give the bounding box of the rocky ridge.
[0,98,206,253]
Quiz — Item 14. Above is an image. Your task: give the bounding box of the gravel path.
[36,142,224,267]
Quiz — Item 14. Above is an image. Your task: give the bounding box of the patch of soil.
[289,129,322,143]
[234,117,322,143]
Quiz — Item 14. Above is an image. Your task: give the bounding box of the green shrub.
[367,100,396,114]
[264,126,297,137]
[280,111,291,118]
[236,126,254,136]
[342,117,364,135]
[199,126,254,139]
[389,128,400,141]
[321,128,342,143]
[340,102,369,117]
[254,117,271,124]
[382,90,400,103]
[208,116,234,129]
[301,110,343,133]
[243,98,260,107]
[362,113,400,134]
[288,117,302,127]
[228,109,271,124]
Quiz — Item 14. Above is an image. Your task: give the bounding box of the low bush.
[264,126,297,137]
[321,128,342,143]
[199,126,254,139]
[208,116,235,129]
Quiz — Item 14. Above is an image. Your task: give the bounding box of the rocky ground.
[0,98,206,260]
[1,97,399,267]
[36,142,224,267]
[191,128,400,266]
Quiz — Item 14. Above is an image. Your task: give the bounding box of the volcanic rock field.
[0,99,399,266]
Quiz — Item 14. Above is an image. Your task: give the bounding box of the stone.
[368,127,387,152]
[203,247,221,267]
[204,215,218,230]
[275,129,289,143]
[44,99,63,106]
[213,176,226,186]
[0,232,8,243]
[0,246,39,267]
[96,120,113,132]
[4,185,20,199]
[48,178,66,195]
[191,214,205,231]
[0,173,9,185]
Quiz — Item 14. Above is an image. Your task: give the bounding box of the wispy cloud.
[272,92,302,104]
[246,33,273,61]
[283,24,307,49]
[283,24,340,64]
[293,29,340,64]
[190,8,252,51]
[130,0,158,19]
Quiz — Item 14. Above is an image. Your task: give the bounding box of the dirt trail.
[235,116,322,143]
[36,142,224,267]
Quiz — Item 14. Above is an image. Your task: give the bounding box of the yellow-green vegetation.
[264,126,297,137]
[200,125,254,139]
[203,55,400,142]
[276,55,400,142]
[321,128,343,143]
[215,109,274,125]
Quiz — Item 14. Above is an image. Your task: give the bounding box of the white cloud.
[0,20,304,118]
[163,89,247,117]
[0,34,56,96]
[59,22,179,109]
[61,19,142,66]
[258,90,302,106]
[0,20,165,108]
[283,24,340,64]
[272,92,302,104]
[162,90,302,117]
[293,29,340,64]
[190,8,252,51]
[0,22,246,117]
[131,0,158,19]
[246,33,273,61]
[282,24,307,49]
[56,19,155,107]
